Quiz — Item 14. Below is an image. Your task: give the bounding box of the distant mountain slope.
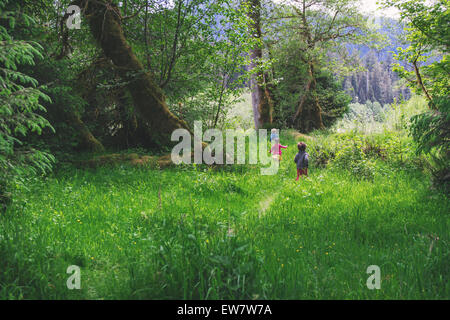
[343,17,411,104]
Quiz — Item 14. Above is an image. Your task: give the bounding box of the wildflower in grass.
[205,239,209,243]
[281,264,284,268]
[325,252,329,255]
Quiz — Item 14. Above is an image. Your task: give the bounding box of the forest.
[0,0,448,300]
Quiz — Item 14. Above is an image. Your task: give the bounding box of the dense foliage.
[0,1,54,210]
[382,0,449,189]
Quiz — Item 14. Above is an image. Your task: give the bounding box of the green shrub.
[332,136,366,169]
[349,159,378,181]
[309,139,335,168]
[308,131,421,180]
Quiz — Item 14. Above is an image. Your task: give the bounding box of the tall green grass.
[332,95,427,134]
[0,130,448,299]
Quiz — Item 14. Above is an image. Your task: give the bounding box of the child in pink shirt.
[270,138,287,161]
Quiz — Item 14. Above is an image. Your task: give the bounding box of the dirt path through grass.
[258,193,278,217]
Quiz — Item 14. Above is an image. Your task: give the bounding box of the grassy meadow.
[1,124,448,299]
[2,0,449,302]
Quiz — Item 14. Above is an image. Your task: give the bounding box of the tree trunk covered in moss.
[292,61,324,132]
[74,0,190,147]
[246,0,273,129]
[67,111,105,152]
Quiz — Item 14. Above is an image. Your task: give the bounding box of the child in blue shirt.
[294,142,309,180]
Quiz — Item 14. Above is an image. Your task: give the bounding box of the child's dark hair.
[298,142,307,151]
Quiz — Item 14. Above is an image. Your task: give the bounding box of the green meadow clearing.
[2,0,449,302]
[1,130,448,299]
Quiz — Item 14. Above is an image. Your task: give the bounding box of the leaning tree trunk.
[247,0,273,129]
[412,58,435,108]
[67,111,105,152]
[292,61,324,132]
[74,0,190,147]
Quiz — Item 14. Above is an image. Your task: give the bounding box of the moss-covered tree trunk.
[74,0,190,147]
[247,0,273,129]
[67,111,105,152]
[292,61,324,132]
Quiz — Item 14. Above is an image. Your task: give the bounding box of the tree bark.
[213,75,227,128]
[292,77,313,123]
[67,111,105,152]
[292,61,324,132]
[143,1,151,70]
[412,58,435,108]
[247,0,273,129]
[75,0,191,147]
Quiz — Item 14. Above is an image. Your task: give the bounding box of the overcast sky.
[358,0,400,18]
[273,0,400,18]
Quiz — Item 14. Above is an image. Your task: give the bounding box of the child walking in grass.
[294,142,309,180]
[271,137,287,161]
